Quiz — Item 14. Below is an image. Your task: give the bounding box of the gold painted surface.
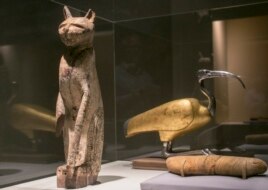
[8,103,56,139]
[126,98,211,142]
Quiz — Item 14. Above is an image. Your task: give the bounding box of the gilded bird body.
[124,69,245,157]
[126,98,211,142]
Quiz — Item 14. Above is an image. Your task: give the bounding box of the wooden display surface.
[132,157,167,170]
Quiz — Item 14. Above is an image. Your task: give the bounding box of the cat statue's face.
[58,6,95,47]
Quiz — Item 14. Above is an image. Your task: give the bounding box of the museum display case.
[0,0,268,188]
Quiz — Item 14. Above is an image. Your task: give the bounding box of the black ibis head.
[197,69,246,116]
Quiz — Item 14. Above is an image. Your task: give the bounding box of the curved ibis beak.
[198,69,246,88]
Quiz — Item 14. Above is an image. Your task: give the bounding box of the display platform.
[141,170,268,190]
[3,160,268,190]
[2,161,166,190]
[0,161,62,188]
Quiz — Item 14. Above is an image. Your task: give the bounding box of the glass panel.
[0,0,116,187]
[51,0,115,21]
[211,11,268,158]
[1,0,268,187]
[0,1,64,187]
[114,15,173,158]
[53,0,268,21]
[94,20,117,161]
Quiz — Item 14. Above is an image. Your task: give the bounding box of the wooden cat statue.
[56,6,104,189]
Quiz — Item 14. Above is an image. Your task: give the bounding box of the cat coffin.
[56,6,104,189]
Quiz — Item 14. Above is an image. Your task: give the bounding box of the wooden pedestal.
[56,165,97,189]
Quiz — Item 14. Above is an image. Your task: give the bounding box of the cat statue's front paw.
[66,165,75,179]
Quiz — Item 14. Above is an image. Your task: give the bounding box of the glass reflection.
[0,0,267,188]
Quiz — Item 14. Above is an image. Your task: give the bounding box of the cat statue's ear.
[63,6,72,19]
[85,9,95,22]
